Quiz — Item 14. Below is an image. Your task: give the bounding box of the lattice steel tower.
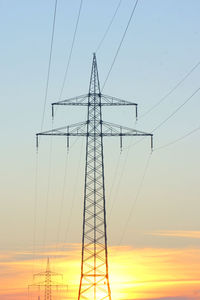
[28,257,67,300]
[37,54,153,300]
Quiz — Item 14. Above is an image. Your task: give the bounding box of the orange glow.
[149,230,200,239]
[0,244,200,299]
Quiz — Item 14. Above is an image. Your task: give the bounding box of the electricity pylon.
[28,257,67,300]
[36,54,153,300]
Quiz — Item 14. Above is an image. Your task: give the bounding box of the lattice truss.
[37,54,153,300]
[28,258,67,300]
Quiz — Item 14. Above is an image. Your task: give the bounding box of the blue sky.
[0,0,200,256]
[0,3,200,298]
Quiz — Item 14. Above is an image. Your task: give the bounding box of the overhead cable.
[152,86,200,132]
[37,0,58,271]
[32,151,39,275]
[40,0,58,131]
[118,153,152,245]
[139,60,200,120]
[55,136,83,254]
[64,138,84,245]
[125,85,200,151]
[107,140,133,225]
[59,0,83,100]
[119,94,200,242]
[154,125,200,151]
[41,134,54,271]
[55,152,69,252]
[102,0,139,91]
[95,0,122,53]
[107,154,122,223]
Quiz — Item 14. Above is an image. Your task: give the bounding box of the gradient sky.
[1,0,200,299]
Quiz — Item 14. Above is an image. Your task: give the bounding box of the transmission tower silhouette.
[28,257,67,300]
[36,54,153,300]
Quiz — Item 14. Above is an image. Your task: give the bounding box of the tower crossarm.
[102,121,151,135]
[102,121,153,150]
[37,121,153,151]
[51,94,137,118]
[29,283,68,287]
[52,94,88,117]
[33,272,63,279]
[101,94,137,106]
[36,121,87,147]
[52,94,88,106]
[101,94,138,119]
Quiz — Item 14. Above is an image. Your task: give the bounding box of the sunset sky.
[1,0,200,299]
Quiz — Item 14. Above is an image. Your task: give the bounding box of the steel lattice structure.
[37,54,153,300]
[28,258,67,300]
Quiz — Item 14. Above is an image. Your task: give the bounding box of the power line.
[102,0,140,91]
[95,0,122,53]
[107,140,133,224]
[152,86,200,133]
[116,87,200,238]
[125,85,200,151]
[39,0,83,262]
[32,150,39,276]
[59,0,83,100]
[139,60,200,120]
[38,1,84,268]
[55,151,69,252]
[41,125,54,272]
[118,87,200,243]
[53,0,84,256]
[63,138,84,245]
[107,154,122,223]
[154,125,200,151]
[36,0,58,273]
[55,136,83,255]
[118,153,152,245]
[41,0,58,131]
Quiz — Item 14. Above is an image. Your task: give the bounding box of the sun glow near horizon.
[0,242,200,300]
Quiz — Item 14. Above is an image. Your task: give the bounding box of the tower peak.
[89,53,101,94]
[46,257,50,272]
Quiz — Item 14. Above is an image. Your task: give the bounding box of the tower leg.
[78,54,111,300]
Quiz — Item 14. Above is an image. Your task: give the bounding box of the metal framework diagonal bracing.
[37,54,153,300]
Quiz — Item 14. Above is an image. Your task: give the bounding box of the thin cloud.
[1,244,200,299]
[149,230,200,239]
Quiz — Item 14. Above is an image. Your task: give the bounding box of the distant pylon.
[37,54,153,300]
[28,257,67,300]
